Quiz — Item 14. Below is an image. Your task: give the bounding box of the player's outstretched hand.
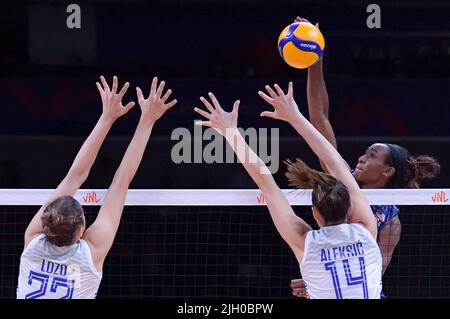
[194,92,240,136]
[96,75,135,122]
[136,77,177,125]
[294,16,319,29]
[258,82,302,123]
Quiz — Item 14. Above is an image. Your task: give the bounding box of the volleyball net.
[1,189,449,298]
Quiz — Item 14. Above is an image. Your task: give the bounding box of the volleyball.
[277,22,325,69]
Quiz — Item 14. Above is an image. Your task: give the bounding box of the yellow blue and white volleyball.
[278,22,325,69]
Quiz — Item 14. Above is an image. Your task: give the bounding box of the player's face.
[353,143,393,188]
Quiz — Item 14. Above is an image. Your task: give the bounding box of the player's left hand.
[97,75,135,122]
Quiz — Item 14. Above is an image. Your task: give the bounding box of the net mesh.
[1,189,450,298]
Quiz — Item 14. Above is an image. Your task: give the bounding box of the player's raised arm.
[83,77,176,270]
[259,82,377,239]
[294,16,344,173]
[194,93,311,260]
[294,18,336,145]
[24,76,135,248]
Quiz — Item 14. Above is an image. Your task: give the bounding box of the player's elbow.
[309,108,329,123]
[67,169,90,185]
[110,172,132,189]
[258,176,278,194]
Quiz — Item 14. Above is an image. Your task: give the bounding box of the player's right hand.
[294,16,319,29]
[258,82,302,124]
[194,92,240,136]
[136,77,177,125]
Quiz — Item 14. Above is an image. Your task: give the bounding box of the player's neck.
[322,219,346,227]
[360,180,388,189]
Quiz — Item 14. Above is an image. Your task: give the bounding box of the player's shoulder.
[23,233,46,252]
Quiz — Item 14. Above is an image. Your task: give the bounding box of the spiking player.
[290,16,440,299]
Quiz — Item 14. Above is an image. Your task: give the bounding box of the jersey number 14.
[324,257,368,299]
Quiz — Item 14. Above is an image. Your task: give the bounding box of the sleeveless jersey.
[17,234,102,299]
[300,223,382,299]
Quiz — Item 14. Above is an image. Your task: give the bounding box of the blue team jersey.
[371,205,399,299]
[350,171,400,299]
[371,205,400,230]
[351,169,400,230]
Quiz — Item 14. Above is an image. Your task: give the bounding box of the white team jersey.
[300,223,382,299]
[17,234,102,299]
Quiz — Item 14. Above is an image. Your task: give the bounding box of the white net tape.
[0,188,449,206]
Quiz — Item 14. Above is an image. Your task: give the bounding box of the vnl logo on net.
[170,124,280,175]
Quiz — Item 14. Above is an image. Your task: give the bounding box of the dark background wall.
[0,0,449,188]
[1,0,449,138]
[0,136,448,189]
